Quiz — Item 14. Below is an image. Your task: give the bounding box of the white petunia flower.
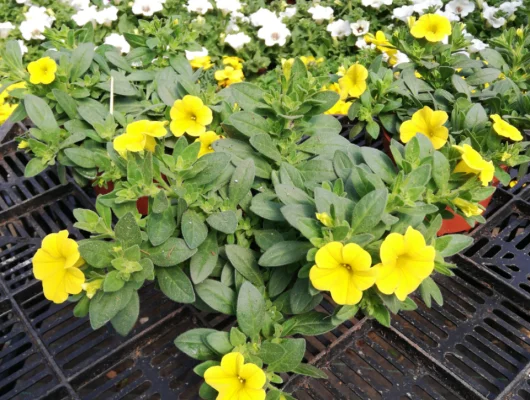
[95,6,118,26]
[468,38,488,53]
[280,6,297,19]
[350,20,370,36]
[0,22,14,39]
[307,5,333,23]
[72,5,98,26]
[436,9,460,21]
[445,0,475,17]
[355,37,375,49]
[104,33,130,54]
[215,0,241,14]
[18,40,28,55]
[392,51,410,66]
[499,1,522,17]
[361,0,392,9]
[20,6,55,40]
[392,5,415,21]
[482,4,506,28]
[65,0,91,10]
[224,32,251,50]
[326,19,352,39]
[250,8,279,27]
[132,0,164,16]
[257,23,291,46]
[413,0,443,14]
[186,0,213,14]
[185,47,208,60]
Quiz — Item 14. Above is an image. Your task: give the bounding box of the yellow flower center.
[341,263,352,271]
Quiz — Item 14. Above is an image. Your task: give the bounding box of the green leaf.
[225,245,264,286]
[292,363,328,379]
[249,134,282,162]
[174,328,219,360]
[451,75,470,97]
[205,331,233,355]
[147,208,176,246]
[465,68,501,86]
[268,268,294,297]
[206,211,238,234]
[250,193,285,221]
[290,278,322,314]
[105,51,133,72]
[229,82,266,112]
[350,189,388,234]
[157,266,195,303]
[432,151,450,191]
[24,95,59,133]
[89,286,133,330]
[259,241,312,267]
[190,230,219,284]
[260,339,305,373]
[229,327,247,346]
[229,159,255,207]
[281,312,336,336]
[24,158,47,177]
[195,279,236,315]
[420,277,443,307]
[152,191,169,214]
[110,291,139,336]
[237,281,266,340]
[78,240,115,268]
[228,111,270,137]
[103,270,125,292]
[115,212,142,249]
[64,148,97,168]
[70,42,95,81]
[361,147,396,184]
[464,103,488,130]
[297,160,337,183]
[147,237,197,267]
[52,89,78,120]
[275,184,313,205]
[435,234,473,257]
[193,361,220,377]
[181,210,208,249]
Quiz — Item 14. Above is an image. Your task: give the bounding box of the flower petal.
[315,242,344,269]
[239,363,266,389]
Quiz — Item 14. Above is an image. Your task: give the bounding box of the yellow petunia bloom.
[453,144,495,186]
[364,31,397,56]
[454,198,483,218]
[375,227,435,301]
[18,140,29,149]
[0,103,17,124]
[195,131,223,158]
[490,114,523,141]
[33,230,85,304]
[190,55,214,70]
[400,106,449,149]
[215,66,245,87]
[339,63,368,99]
[323,83,347,100]
[170,95,213,137]
[315,212,333,227]
[82,278,103,299]
[27,57,58,85]
[299,55,324,66]
[113,120,167,157]
[325,99,352,115]
[204,352,266,400]
[310,242,378,305]
[410,14,452,42]
[223,56,244,70]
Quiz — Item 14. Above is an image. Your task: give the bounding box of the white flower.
[0,22,14,39]
[436,9,460,21]
[280,6,297,19]
[413,0,443,14]
[104,33,130,54]
[215,0,241,14]
[95,6,118,26]
[392,51,410,66]
[16,0,30,4]
[132,0,164,16]
[350,20,370,36]
[186,0,213,14]
[226,18,240,33]
[18,40,28,55]
[482,4,506,28]
[24,6,55,25]
[185,47,209,60]
[20,20,47,40]
[392,5,415,21]
[250,8,279,27]
[499,1,522,17]
[307,5,333,23]
[361,0,392,9]
[224,32,251,50]
[326,19,352,39]
[355,37,375,49]
[65,0,91,10]
[445,0,475,17]
[468,38,488,53]
[72,5,98,26]
[257,23,291,46]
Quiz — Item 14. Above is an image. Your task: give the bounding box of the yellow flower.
[190,55,213,70]
[0,82,26,103]
[0,103,17,124]
[27,57,58,85]
[299,55,324,66]
[516,28,523,38]
[215,66,245,87]
[490,114,522,141]
[195,131,223,158]
[337,66,346,76]
[323,83,347,100]
[501,152,512,162]
[410,14,452,42]
[281,58,295,79]
[339,63,368,98]
[223,56,244,69]
[454,198,483,217]
[170,95,213,137]
[509,179,518,188]
[204,352,266,400]
[325,99,351,115]
[32,230,85,304]
[113,120,167,157]
[399,106,449,149]
[18,140,29,149]
[453,144,495,186]
[310,242,378,305]
[82,279,103,299]
[375,227,435,301]
[364,31,397,56]
[315,212,333,227]
[414,71,423,78]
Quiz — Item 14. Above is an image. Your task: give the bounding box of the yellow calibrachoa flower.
[27,57,58,85]
[170,95,213,137]
[204,352,266,400]
[223,56,244,69]
[339,64,368,98]
[82,279,103,299]
[325,99,352,115]
[189,55,213,70]
[113,120,167,157]
[299,55,324,66]
[33,230,85,304]
[399,106,449,149]
[0,82,26,103]
[315,212,333,227]
[453,144,495,186]
[454,198,483,217]
[490,114,523,141]
[18,140,29,149]
[410,14,452,42]
[323,83,347,100]
[195,131,223,158]
[0,103,17,124]
[375,227,435,301]
[215,66,244,87]
[364,31,397,56]
[310,242,378,305]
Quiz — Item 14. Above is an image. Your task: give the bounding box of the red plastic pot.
[92,180,149,215]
